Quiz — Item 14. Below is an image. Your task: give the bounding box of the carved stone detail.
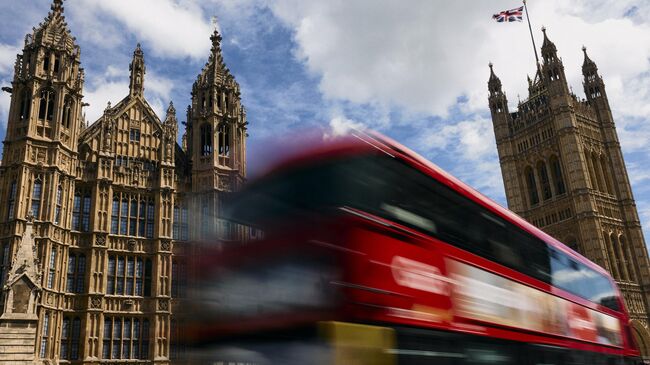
[90,296,102,309]
[160,240,171,252]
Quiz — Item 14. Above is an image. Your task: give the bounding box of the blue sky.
[2,0,650,244]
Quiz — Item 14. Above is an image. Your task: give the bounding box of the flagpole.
[523,0,541,73]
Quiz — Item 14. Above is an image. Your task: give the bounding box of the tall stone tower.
[489,28,650,357]
[185,29,247,241]
[0,0,84,363]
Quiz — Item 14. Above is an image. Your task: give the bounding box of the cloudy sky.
[1,0,650,243]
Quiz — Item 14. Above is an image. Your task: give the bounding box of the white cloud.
[268,0,650,121]
[411,115,503,197]
[0,81,10,131]
[0,43,19,74]
[84,66,175,124]
[68,0,213,60]
[0,42,17,132]
[327,116,365,137]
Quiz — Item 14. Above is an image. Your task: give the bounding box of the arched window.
[138,200,146,237]
[218,124,230,156]
[146,200,154,238]
[614,234,631,281]
[31,179,42,218]
[47,247,57,289]
[120,199,128,235]
[144,259,152,296]
[40,312,50,358]
[52,55,60,74]
[43,51,50,72]
[618,235,638,282]
[593,153,606,193]
[585,149,598,190]
[38,89,55,122]
[200,124,212,156]
[173,206,180,240]
[62,97,73,129]
[129,200,137,236]
[600,155,614,194]
[111,198,119,234]
[537,161,552,200]
[605,232,621,280]
[525,166,539,206]
[55,185,63,225]
[550,156,566,195]
[7,181,16,220]
[19,90,31,120]
[66,253,86,294]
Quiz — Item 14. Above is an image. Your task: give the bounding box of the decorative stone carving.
[160,240,171,252]
[158,299,169,311]
[95,234,106,247]
[90,296,102,309]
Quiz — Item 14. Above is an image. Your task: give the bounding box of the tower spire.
[51,0,64,14]
[582,46,598,74]
[488,62,503,95]
[129,43,145,97]
[540,26,558,62]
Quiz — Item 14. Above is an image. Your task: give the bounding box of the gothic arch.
[549,155,566,195]
[592,151,606,193]
[612,233,631,281]
[217,124,230,156]
[62,96,74,129]
[199,123,212,156]
[38,88,55,122]
[525,166,539,206]
[630,320,650,359]
[18,89,31,120]
[585,148,599,190]
[619,234,637,282]
[537,160,552,200]
[600,154,614,195]
[604,231,620,279]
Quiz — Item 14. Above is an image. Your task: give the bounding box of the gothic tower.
[0,2,249,364]
[186,29,247,241]
[489,28,650,358]
[0,0,85,363]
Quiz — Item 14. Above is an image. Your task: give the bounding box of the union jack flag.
[493,6,524,22]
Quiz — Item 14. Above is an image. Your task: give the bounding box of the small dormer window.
[130,129,140,142]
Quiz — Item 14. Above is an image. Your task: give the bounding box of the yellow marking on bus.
[319,321,396,365]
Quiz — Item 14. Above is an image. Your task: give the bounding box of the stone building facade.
[488,28,650,357]
[0,1,247,364]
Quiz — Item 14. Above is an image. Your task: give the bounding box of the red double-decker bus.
[185,131,643,365]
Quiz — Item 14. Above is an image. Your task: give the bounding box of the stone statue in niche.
[104,118,115,150]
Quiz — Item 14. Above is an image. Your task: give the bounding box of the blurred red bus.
[185,132,643,365]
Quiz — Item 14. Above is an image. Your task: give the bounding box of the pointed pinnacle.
[51,0,64,14]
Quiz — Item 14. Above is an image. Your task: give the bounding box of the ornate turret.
[162,101,178,163]
[540,26,558,63]
[539,28,569,97]
[187,27,248,239]
[581,46,607,102]
[129,43,145,97]
[487,63,511,142]
[488,62,503,96]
